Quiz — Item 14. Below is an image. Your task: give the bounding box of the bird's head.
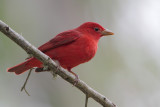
[77,22,114,40]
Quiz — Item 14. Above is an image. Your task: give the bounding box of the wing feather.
[38,30,81,53]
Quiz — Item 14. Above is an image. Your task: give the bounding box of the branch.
[0,20,117,107]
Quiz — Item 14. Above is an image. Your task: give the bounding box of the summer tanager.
[7,22,114,81]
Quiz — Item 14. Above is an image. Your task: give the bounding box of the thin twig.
[0,20,117,107]
[85,94,89,107]
[21,68,33,96]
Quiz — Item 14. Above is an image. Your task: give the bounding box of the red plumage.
[7,22,114,79]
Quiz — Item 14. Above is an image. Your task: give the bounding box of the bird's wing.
[38,30,81,53]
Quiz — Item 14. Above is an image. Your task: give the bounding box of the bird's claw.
[73,75,79,86]
[68,69,79,86]
[35,67,44,72]
[51,59,60,78]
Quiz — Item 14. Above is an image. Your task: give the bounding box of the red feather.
[39,30,81,53]
[7,22,114,77]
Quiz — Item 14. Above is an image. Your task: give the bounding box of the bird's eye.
[94,27,99,32]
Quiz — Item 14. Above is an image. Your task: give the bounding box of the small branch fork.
[21,68,33,96]
[0,20,117,107]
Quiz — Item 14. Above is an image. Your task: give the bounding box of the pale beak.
[101,29,114,36]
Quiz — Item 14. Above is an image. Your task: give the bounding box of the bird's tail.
[7,58,39,75]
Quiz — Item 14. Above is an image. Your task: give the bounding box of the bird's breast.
[46,36,98,69]
[74,36,98,61]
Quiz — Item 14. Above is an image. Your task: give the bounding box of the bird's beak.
[101,29,114,36]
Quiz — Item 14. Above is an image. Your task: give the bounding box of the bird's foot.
[73,74,79,86]
[52,59,60,72]
[35,67,45,72]
[68,69,79,86]
[50,59,60,78]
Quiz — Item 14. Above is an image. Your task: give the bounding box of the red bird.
[7,22,114,81]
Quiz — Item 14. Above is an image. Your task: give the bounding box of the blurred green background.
[1,0,160,107]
